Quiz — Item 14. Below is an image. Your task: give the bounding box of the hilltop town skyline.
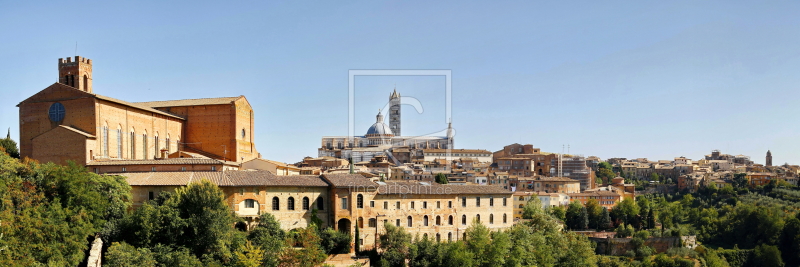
[3,1,800,164]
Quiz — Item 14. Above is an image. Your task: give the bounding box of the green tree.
[650,173,660,183]
[234,241,264,267]
[549,205,567,222]
[115,180,244,263]
[733,173,749,188]
[0,128,19,158]
[779,217,800,267]
[754,244,785,267]
[585,199,603,230]
[598,208,612,231]
[105,242,157,267]
[463,220,510,266]
[558,232,598,266]
[566,201,588,230]
[0,152,132,266]
[280,226,327,267]
[596,162,616,184]
[354,224,361,254]
[150,245,203,267]
[647,208,656,229]
[379,222,412,267]
[409,234,441,267]
[172,180,244,261]
[319,227,351,254]
[435,173,449,184]
[248,213,286,267]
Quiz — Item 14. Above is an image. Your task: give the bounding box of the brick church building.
[17,56,259,168]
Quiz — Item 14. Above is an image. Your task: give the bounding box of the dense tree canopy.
[0,150,131,266]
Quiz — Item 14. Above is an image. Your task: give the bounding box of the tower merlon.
[58,56,92,66]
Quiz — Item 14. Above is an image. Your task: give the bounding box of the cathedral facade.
[318,89,454,163]
[17,56,259,166]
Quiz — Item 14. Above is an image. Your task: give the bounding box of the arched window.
[490,197,494,207]
[489,214,494,224]
[142,132,148,159]
[102,125,109,157]
[241,128,246,139]
[288,197,295,210]
[116,128,122,159]
[407,216,413,227]
[130,130,136,159]
[503,214,507,223]
[436,233,441,242]
[448,215,453,225]
[302,197,310,210]
[462,215,467,225]
[316,197,324,210]
[436,216,441,225]
[165,135,170,154]
[153,134,159,158]
[83,75,88,91]
[476,214,481,223]
[272,197,279,210]
[448,232,452,242]
[357,194,364,209]
[423,215,429,226]
[519,204,523,208]
[358,217,364,228]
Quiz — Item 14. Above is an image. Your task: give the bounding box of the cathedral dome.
[366,111,394,136]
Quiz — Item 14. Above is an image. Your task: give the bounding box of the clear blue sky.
[2,1,800,164]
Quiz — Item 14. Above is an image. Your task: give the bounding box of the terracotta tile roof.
[18,83,186,120]
[321,174,376,188]
[94,93,185,120]
[135,96,242,108]
[376,181,511,195]
[87,158,238,166]
[226,171,328,187]
[110,171,330,187]
[108,171,229,186]
[567,191,621,197]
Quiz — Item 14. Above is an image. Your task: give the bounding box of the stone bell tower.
[58,56,93,93]
[389,88,401,136]
[766,150,773,167]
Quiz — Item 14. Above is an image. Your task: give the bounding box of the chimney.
[160,149,168,159]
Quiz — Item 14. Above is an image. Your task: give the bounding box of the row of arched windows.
[356,213,508,229]
[271,196,324,211]
[99,124,180,160]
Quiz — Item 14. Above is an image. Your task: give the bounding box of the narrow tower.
[58,56,93,93]
[389,88,401,136]
[766,150,773,167]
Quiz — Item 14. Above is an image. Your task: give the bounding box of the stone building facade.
[321,175,514,250]
[115,171,514,250]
